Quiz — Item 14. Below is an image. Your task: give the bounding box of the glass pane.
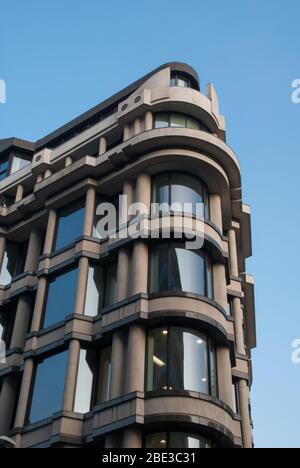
[150,244,169,293]
[169,328,208,393]
[54,199,85,251]
[176,77,189,87]
[10,155,30,174]
[206,256,213,300]
[29,351,68,424]
[186,117,200,130]
[209,339,217,397]
[171,173,204,216]
[84,266,103,317]
[0,159,9,174]
[43,268,78,328]
[0,310,15,349]
[232,382,239,414]
[170,246,205,296]
[145,433,167,448]
[169,433,212,448]
[152,174,169,213]
[96,346,112,403]
[0,242,26,285]
[154,114,169,128]
[103,263,117,308]
[170,114,186,127]
[74,349,94,413]
[147,328,168,391]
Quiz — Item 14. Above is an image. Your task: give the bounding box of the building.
[0,63,256,448]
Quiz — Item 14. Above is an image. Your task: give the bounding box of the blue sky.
[1,0,300,448]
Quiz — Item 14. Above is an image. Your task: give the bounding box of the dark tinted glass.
[0,242,27,285]
[54,199,85,251]
[96,346,112,403]
[0,309,15,349]
[103,263,117,308]
[43,268,78,328]
[147,328,168,391]
[150,244,169,293]
[29,351,68,424]
[169,433,212,448]
[170,246,205,296]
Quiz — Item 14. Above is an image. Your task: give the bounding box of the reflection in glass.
[150,243,213,299]
[0,242,27,285]
[147,327,217,396]
[104,263,117,308]
[29,351,68,424]
[10,154,30,174]
[154,113,210,133]
[43,268,78,328]
[96,346,112,403]
[0,309,15,350]
[145,432,212,448]
[74,349,94,413]
[54,199,85,251]
[84,266,103,317]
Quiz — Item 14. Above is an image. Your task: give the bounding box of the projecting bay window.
[152,172,210,219]
[154,113,210,133]
[145,432,213,449]
[146,327,218,397]
[150,243,213,300]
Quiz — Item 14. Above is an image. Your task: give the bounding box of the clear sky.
[1,0,300,448]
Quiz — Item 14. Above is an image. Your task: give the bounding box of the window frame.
[153,112,210,133]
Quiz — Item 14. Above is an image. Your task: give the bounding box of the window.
[0,241,27,285]
[95,346,112,403]
[145,432,213,448]
[74,349,95,414]
[152,172,210,219]
[54,199,85,251]
[10,153,31,174]
[146,327,217,397]
[154,113,210,133]
[170,72,198,90]
[28,351,68,424]
[232,380,240,414]
[84,263,117,317]
[0,158,9,181]
[0,308,16,351]
[150,243,213,299]
[1,194,15,208]
[43,268,78,328]
[93,195,119,239]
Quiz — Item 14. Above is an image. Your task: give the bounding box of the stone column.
[36,174,43,183]
[217,345,233,409]
[116,248,130,302]
[145,111,153,131]
[228,228,239,277]
[134,117,141,135]
[238,379,253,448]
[213,263,227,310]
[123,428,142,448]
[15,184,24,203]
[99,137,107,155]
[126,324,146,393]
[210,194,223,231]
[0,375,19,435]
[14,358,34,430]
[65,156,72,167]
[43,209,57,255]
[233,297,245,355]
[123,124,130,142]
[30,276,48,332]
[83,187,96,237]
[131,242,148,296]
[63,340,80,412]
[10,296,32,349]
[44,168,52,179]
[74,257,89,316]
[24,229,42,273]
[135,173,151,214]
[120,180,134,225]
[110,330,126,399]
